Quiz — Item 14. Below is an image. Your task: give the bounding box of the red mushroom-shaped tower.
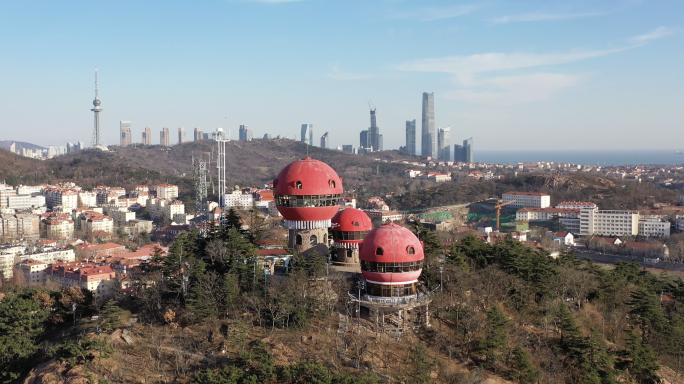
[274,157,343,252]
[330,207,372,266]
[359,222,424,297]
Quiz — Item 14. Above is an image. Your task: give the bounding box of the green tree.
[99,299,123,332]
[404,343,436,384]
[618,330,660,384]
[448,243,470,272]
[628,287,666,339]
[509,345,538,383]
[0,294,50,383]
[479,304,509,368]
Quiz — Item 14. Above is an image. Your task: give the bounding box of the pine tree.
[480,303,509,367]
[619,329,660,384]
[99,300,123,332]
[0,294,50,383]
[628,287,666,339]
[509,345,539,383]
[448,243,469,272]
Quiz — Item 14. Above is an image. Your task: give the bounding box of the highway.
[575,248,684,274]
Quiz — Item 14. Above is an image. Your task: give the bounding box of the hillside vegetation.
[3,217,684,383]
[0,140,417,193]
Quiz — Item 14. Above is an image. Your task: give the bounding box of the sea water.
[475,150,684,166]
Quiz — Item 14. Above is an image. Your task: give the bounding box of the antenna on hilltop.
[95,67,99,98]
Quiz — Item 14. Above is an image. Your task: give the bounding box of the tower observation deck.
[90,67,107,151]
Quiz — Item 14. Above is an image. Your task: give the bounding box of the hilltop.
[0,140,45,151]
[0,139,419,193]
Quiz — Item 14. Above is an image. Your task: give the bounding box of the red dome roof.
[273,157,343,196]
[359,223,423,263]
[331,208,372,232]
[359,223,424,284]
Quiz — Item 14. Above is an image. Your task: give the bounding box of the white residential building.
[78,191,98,207]
[14,259,49,285]
[556,201,598,210]
[44,188,79,210]
[157,184,179,200]
[40,213,75,239]
[502,192,551,209]
[516,208,581,234]
[638,218,671,237]
[224,193,254,208]
[109,209,136,226]
[7,195,45,210]
[579,209,639,237]
[16,185,44,196]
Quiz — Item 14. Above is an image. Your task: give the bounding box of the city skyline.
[0,0,681,150]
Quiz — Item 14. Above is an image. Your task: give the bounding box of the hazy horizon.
[1,0,682,151]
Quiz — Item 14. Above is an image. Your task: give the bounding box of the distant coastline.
[475,149,684,166]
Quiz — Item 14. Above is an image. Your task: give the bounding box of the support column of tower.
[288,227,328,253]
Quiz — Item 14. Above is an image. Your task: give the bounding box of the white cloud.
[396,48,629,105]
[395,48,628,75]
[390,4,479,21]
[247,0,304,3]
[630,26,675,44]
[491,12,601,24]
[327,66,372,80]
[446,73,582,104]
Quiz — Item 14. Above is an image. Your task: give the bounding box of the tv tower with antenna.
[90,67,108,151]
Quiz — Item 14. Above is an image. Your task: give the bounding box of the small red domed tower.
[359,222,424,297]
[330,208,372,266]
[274,157,343,252]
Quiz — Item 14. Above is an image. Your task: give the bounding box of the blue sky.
[0,0,681,151]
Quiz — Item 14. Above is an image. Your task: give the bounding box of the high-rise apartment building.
[463,137,473,163]
[369,107,381,151]
[421,92,435,157]
[359,130,370,150]
[160,127,170,147]
[300,124,313,146]
[405,119,416,155]
[239,125,253,141]
[437,126,451,161]
[320,132,329,148]
[454,138,474,163]
[120,121,132,147]
[194,127,203,141]
[178,127,186,144]
[142,127,152,146]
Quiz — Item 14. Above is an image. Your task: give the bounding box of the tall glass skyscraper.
[438,126,451,161]
[463,137,473,163]
[320,132,329,148]
[301,124,313,146]
[120,121,132,147]
[369,107,380,151]
[359,129,370,149]
[421,92,435,157]
[405,119,416,155]
[454,137,474,163]
[239,125,253,141]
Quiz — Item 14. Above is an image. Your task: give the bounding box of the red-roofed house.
[76,242,126,258]
[553,232,575,246]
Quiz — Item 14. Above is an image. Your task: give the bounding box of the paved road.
[576,249,684,274]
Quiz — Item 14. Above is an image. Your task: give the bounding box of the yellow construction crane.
[494,200,516,230]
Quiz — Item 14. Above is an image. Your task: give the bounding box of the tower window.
[295,181,303,189]
[310,235,318,245]
[296,235,302,245]
[330,180,336,188]
[408,247,415,255]
[353,221,359,227]
[376,247,384,256]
